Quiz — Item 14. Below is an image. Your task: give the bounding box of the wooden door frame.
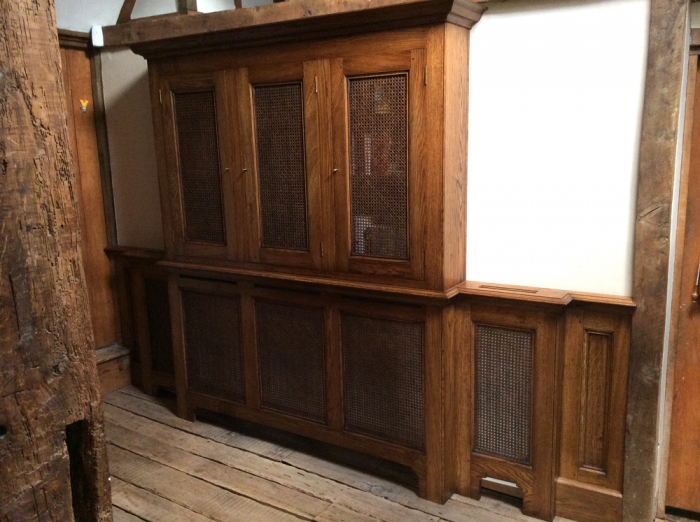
[623,1,688,520]
[655,28,700,520]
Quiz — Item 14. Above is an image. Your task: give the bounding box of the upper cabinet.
[145,2,482,292]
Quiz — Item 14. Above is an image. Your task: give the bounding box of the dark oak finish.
[116,4,634,519]
[463,301,558,520]
[101,0,485,54]
[106,247,174,394]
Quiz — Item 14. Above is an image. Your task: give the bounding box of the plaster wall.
[467,0,650,295]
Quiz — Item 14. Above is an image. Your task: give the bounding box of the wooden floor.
[105,387,573,522]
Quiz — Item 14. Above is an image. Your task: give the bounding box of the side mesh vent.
[173,90,226,244]
[182,290,244,403]
[348,74,408,260]
[256,300,326,423]
[144,278,174,376]
[474,324,533,464]
[253,83,308,250]
[341,313,423,449]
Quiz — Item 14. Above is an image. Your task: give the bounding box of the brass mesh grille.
[348,74,408,260]
[256,300,326,423]
[144,278,174,376]
[173,90,226,244]
[474,324,533,464]
[182,290,244,403]
[254,83,308,250]
[341,313,423,449]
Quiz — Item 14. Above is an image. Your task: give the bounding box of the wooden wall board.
[60,45,117,349]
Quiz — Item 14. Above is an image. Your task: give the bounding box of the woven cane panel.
[173,90,225,244]
[474,324,533,465]
[182,290,244,403]
[253,83,308,250]
[348,74,408,260]
[144,278,174,376]
[256,300,326,423]
[341,313,423,449]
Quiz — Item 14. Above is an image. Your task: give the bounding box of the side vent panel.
[474,324,533,465]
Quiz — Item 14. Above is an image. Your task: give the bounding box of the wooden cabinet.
[119,2,632,520]
[152,22,463,291]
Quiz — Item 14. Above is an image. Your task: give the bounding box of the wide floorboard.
[105,387,573,522]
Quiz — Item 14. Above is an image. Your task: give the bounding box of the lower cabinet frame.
[165,269,634,519]
[168,270,446,502]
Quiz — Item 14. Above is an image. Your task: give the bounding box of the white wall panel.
[467,0,650,295]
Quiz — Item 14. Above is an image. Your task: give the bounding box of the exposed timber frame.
[624,0,688,521]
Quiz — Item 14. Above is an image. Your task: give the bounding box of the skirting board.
[556,477,622,522]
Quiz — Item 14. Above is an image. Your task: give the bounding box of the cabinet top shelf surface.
[101,0,485,57]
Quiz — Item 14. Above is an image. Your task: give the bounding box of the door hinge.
[159,89,163,104]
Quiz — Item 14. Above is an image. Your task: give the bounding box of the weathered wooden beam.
[117,0,138,23]
[100,0,484,54]
[0,0,111,520]
[623,0,687,520]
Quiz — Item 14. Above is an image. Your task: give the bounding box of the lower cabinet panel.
[341,312,424,450]
[169,274,443,502]
[182,289,245,404]
[255,299,327,423]
[462,302,558,521]
[167,272,633,520]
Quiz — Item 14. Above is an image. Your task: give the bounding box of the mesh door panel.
[348,74,408,260]
[144,278,174,376]
[182,290,244,403]
[474,324,533,464]
[342,313,423,449]
[253,83,308,250]
[173,90,226,244]
[256,300,326,423]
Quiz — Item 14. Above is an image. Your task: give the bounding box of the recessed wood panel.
[144,278,174,376]
[580,330,612,472]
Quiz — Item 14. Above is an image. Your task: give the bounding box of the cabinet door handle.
[692,260,700,303]
[332,169,338,174]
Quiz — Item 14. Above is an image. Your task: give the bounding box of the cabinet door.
[235,61,326,270]
[331,51,426,280]
[160,72,236,260]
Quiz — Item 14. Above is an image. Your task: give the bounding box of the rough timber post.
[0,0,112,520]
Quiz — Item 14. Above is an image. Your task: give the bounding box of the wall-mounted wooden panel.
[580,330,613,472]
[460,301,558,521]
[558,306,631,522]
